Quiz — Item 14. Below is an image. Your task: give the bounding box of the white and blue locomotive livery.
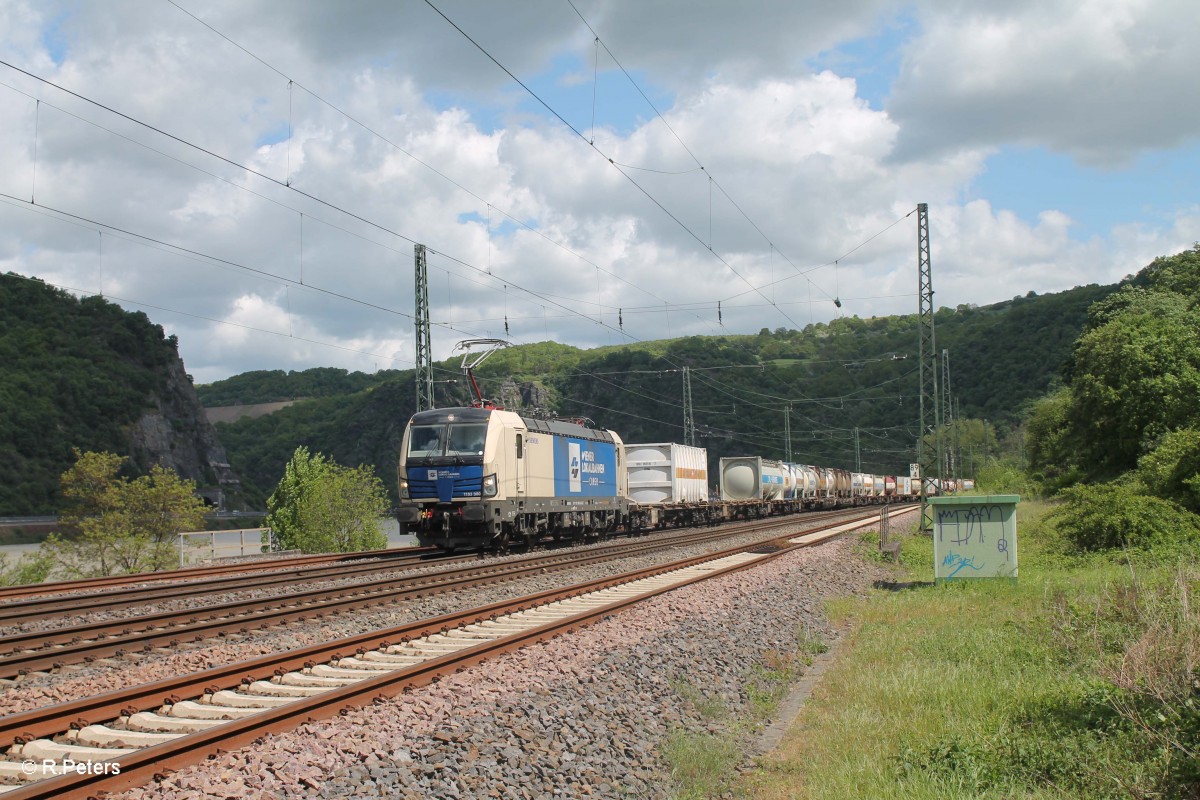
[396,406,629,550]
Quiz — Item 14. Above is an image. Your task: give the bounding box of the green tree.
[46,450,208,577]
[1025,388,1083,491]
[1048,481,1200,553]
[1068,300,1200,474]
[1137,428,1200,513]
[266,447,388,553]
[1135,242,1200,300]
[0,551,54,587]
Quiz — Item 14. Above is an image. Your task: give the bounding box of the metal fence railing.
[177,528,269,566]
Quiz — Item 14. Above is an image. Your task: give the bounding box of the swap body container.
[625,443,709,505]
[719,456,787,501]
[794,465,819,497]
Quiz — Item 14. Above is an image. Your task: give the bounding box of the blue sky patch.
[254,121,290,149]
[808,12,917,110]
[518,52,674,139]
[40,11,70,66]
[972,144,1200,241]
[456,211,528,238]
[426,89,505,135]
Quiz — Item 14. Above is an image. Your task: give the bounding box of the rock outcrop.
[127,356,243,509]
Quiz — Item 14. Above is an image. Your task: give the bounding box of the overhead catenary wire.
[160,0,724,340]
[0,61,696,350]
[1,15,923,462]
[11,7,911,362]
[421,0,806,333]
[563,0,908,308]
[416,0,923,443]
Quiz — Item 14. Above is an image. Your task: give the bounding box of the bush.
[1138,428,1200,513]
[266,447,388,554]
[44,451,208,577]
[0,550,54,586]
[1051,566,1200,796]
[1049,482,1200,553]
[974,460,1040,497]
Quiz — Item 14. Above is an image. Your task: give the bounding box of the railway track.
[0,545,439,602]
[0,548,456,625]
[0,507,890,678]
[0,506,867,623]
[0,506,913,799]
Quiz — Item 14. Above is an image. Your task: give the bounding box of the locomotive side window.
[447,423,487,456]
[408,425,444,457]
[516,433,523,458]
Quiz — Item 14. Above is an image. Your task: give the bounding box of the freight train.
[395,405,923,551]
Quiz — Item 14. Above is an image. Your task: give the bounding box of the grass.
[666,637,827,798]
[664,730,743,800]
[729,500,1199,799]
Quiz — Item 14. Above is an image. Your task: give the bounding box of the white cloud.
[0,0,1196,385]
[891,0,1200,164]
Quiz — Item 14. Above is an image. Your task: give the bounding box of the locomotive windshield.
[407,423,487,458]
[447,423,486,455]
[408,425,444,457]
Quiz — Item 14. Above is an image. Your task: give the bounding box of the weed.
[663,729,740,799]
[669,676,727,722]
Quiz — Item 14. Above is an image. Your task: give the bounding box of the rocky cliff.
[128,356,243,509]
[0,272,244,515]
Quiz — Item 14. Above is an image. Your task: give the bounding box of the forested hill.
[195,366,406,406]
[0,273,241,515]
[210,280,1116,505]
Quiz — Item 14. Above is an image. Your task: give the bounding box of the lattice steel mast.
[414,243,434,412]
[916,203,942,533]
[942,348,954,487]
[682,366,696,447]
[784,405,792,462]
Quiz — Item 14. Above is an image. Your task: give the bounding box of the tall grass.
[739,502,1199,799]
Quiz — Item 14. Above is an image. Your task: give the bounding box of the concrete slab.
[245,680,327,697]
[14,739,137,763]
[127,711,229,733]
[168,700,263,720]
[207,690,295,708]
[75,724,181,749]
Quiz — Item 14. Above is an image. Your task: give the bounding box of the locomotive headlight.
[398,479,410,500]
[482,474,498,497]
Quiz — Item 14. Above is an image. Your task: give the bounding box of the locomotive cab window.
[446,423,487,456]
[516,433,523,459]
[408,425,444,457]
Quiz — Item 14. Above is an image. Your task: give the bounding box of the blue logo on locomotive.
[554,437,617,497]
[405,465,484,502]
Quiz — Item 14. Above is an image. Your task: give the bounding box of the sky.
[0,0,1197,385]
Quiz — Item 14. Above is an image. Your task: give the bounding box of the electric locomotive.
[395,406,629,551]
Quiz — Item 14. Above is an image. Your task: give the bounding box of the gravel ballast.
[105,533,893,800]
[0,515,869,712]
